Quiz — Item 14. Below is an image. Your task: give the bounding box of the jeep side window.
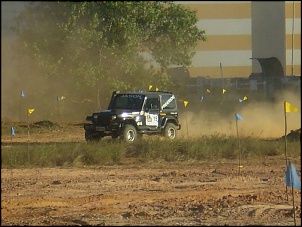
[145,98,159,111]
[161,95,176,110]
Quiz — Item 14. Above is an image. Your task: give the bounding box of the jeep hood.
[96,109,138,115]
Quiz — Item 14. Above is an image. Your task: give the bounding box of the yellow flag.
[183,101,188,107]
[222,89,226,94]
[206,89,210,93]
[61,96,66,100]
[243,96,248,101]
[28,108,35,115]
[156,87,159,91]
[148,85,152,90]
[285,101,298,113]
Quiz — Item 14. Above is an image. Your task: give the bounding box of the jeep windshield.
[110,94,145,111]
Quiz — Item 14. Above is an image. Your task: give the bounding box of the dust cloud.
[179,90,301,139]
[1,27,301,139]
[1,37,102,122]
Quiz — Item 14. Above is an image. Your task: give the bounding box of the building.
[2,1,301,80]
[176,1,301,78]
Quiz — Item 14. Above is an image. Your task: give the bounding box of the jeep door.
[143,97,160,128]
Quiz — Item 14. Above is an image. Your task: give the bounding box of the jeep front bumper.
[84,123,120,132]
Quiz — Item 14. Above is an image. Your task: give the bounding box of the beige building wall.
[178,1,253,78]
[285,1,301,76]
[177,1,301,78]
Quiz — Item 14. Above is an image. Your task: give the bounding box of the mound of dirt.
[284,128,301,142]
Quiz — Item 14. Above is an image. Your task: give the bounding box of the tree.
[11,1,206,115]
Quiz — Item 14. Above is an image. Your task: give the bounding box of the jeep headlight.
[121,113,129,118]
[111,115,117,120]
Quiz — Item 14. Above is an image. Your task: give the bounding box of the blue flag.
[235,113,243,121]
[21,90,25,97]
[11,127,16,136]
[285,162,301,190]
[200,95,204,102]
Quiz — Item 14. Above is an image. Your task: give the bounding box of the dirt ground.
[1,123,301,226]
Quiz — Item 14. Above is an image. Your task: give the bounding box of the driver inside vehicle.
[145,98,159,111]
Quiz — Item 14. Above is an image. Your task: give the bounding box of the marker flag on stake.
[206,89,210,93]
[200,95,204,102]
[148,85,153,90]
[155,87,159,91]
[11,127,16,136]
[184,101,188,107]
[235,113,243,121]
[239,96,248,103]
[222,89,226,94]
[57,96,66,101]
[21,90,25,97]
[285,101,298,113]
[285,162,301,190]
[28,108,35,116]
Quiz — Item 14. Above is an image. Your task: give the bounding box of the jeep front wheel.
[163,123,177,140]
[121,124,138,143]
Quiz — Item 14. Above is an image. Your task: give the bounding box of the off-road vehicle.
[84,90,181,142]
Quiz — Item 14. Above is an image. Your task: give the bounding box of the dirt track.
[1,123,301,226]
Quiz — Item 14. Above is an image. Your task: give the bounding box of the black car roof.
[116,91,174,96]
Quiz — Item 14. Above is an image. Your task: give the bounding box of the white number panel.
[145,113,158,126]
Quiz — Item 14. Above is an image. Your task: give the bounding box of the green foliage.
[11,1,206,108]
[1,136,300,169]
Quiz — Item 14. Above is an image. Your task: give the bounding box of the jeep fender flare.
[120,119,138,130]
[161,117,179,129]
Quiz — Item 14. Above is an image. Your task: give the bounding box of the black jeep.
[84,90,181,142]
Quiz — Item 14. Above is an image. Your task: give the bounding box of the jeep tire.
[121,124,138,143]
[163,123,177,140]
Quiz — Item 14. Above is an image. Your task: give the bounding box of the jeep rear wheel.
[121,124,138,143]
[163,123,177,140]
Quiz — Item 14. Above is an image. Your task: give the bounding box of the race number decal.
[146,113,158,126]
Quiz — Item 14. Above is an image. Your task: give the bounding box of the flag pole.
[9,126,15,189]
[27,112,30,143]
[183,101,189,138]
[284,101,288,165]
[11,127,13,146]
[10,127,13,177]
[284,101,289,201]
[26,109,35,161]
[289,162,297,226]
[19,94,22,122]
[185,110,188,138]
[236,117,241,175]
[57,97,60,120]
